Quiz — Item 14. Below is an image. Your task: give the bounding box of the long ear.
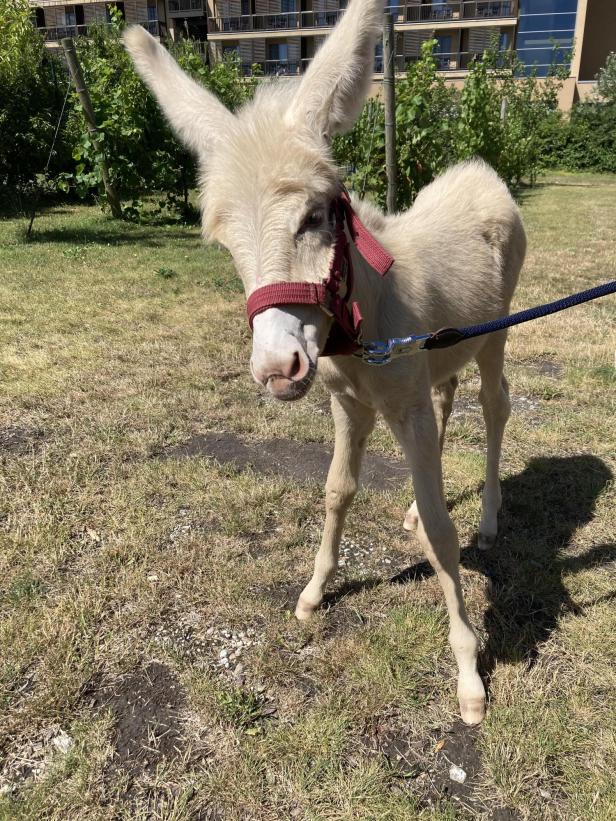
[123,26,234,154]
[285,0,383,141]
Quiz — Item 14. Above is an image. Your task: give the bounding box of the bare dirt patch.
[528,357,564,379]
[362,716,520,818]
[0,426,45,454]
[92,661,186,777]
[162,431,409,490]
[452,393,541,422]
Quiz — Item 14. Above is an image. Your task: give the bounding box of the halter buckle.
[355,334,431,365]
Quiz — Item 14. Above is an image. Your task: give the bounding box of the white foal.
[124,0,526,725]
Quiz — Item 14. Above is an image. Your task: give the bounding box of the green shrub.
[63,12,256,218]
[334,41,564,209]
[334,41,458,208]
[541,101,616,173]
[596,51,616,104]
[539,52,616,174]
[0,0,70,210]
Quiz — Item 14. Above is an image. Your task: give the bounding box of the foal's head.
[124,0,382,399]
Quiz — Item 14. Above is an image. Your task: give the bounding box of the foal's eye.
[298,210,324,234]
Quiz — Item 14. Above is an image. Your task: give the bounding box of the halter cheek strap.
[245,191,395,356]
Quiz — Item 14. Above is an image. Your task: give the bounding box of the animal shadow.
[467,454,614,674]
[388,455,614,673]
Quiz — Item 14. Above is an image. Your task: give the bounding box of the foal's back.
[375,160,526,334]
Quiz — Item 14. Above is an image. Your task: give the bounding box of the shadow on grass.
[336,455,615,679]
[470,454,614,679]
[20,224,201,248]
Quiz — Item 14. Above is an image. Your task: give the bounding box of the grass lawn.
[0,174,615,820]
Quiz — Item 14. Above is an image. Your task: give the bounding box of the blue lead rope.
[358,280,616,365]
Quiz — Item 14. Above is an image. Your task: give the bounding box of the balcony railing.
[386,49,510,71]
[38,24,93,41]
[390,1,514,24]
[209,10,343,34]
[237,49,508,76]
[209,1,515,34]
[37,20,161,42]
[168,0,203,13]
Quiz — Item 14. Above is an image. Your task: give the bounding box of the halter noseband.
[245,191,395,357]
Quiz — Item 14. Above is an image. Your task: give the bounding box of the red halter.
[245,191,395,356]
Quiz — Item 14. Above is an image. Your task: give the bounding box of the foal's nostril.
[288,351,301,380]
[281,349,309,382]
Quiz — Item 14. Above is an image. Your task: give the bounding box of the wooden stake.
[62,37,122,218]
[383,13,397,214]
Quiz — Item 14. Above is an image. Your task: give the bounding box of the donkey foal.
[125,0,526,725]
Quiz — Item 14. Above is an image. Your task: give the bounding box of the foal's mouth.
[267,362,317,402]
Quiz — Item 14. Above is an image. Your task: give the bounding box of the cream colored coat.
[124,0,526,725]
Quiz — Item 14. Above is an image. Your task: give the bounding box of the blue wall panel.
[515,0,578,76]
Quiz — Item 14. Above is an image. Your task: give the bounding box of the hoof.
[459,697,486,725]
[403,507,419,532]
[295,596,318,621]
[478,532,496,551]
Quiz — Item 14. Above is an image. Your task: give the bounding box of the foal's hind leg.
[476,332,511,550]
[404,376,458,531]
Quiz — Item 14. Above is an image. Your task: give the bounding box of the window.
[64,6,76,26]
[518,0,577,13]
[280,0,295,11]
[435,34,452,54]
[268,42,288,61]
[32,7,45,27]
[518,13,576,32]
[516,32,573,49]
[517,45,571,62]
[147,2,157,21]
[241,0,250,14]
[515,0,576,76]
[374,40,383,72]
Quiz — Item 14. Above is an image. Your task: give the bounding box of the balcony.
[237,49,509,76]
[209,10,342,34]
[208,1,516,36]
[37,20,161,42]
[391,1,515,24]
[168,0,203,14]
[387,49,511,71]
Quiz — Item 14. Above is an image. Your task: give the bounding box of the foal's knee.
[325,482,357,515]
[479,382,511,424]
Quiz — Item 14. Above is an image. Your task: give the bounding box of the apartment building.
[205,1,518,78]
[31,1,168,44]
[195,0,614,107]
[30,1,615,108]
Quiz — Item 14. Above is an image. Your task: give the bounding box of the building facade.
[204,1,520,78]
[29,1,615,108]
[31,0,168,45]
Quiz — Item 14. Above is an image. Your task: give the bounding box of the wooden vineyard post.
[62,37,122,218]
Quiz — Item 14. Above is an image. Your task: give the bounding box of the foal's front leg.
[295,394,375,620]
[386,399,486,725]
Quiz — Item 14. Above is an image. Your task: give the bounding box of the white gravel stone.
[449,764,467,784]
[51,731,74,755]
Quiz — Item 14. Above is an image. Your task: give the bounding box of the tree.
[596,51,616,103]
[64,13,257,218]
[0,0,69,209]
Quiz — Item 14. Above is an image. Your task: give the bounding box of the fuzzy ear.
[285,0,383,140]
[123,26,235,154]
